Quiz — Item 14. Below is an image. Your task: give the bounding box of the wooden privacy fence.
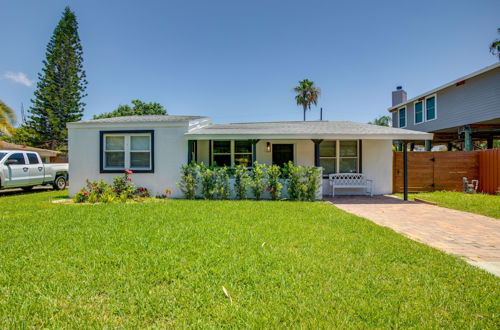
[478,149,500,194]
[393,149,500,194]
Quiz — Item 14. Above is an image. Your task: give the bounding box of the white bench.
[329,173,373,197]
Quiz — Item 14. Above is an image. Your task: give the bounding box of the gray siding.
[392,67,500,132]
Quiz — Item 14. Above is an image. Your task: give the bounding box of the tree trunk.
[303,105,307,121]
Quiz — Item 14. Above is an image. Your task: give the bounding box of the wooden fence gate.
[393,151,479,193]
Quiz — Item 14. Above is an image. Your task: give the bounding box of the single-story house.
[67,115,432,198]
[0,141,62,163]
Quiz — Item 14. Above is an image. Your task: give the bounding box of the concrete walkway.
[326,195,500,277]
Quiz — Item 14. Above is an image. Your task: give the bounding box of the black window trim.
[99,130,155,173]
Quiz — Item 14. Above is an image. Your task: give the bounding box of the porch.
[186,138,394,196]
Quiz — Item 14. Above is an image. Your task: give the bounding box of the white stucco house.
[67,115,432,198]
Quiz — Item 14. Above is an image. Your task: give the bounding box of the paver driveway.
[326,195,500,277]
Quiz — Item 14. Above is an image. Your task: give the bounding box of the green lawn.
[0,191,498,328]
[396,191,500,219]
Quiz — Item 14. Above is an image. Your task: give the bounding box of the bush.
[251,162,266,200]
[267,165,283,200]
[214,167,231,200]
[234,165,250,199]
[177,162,199,199]
[285,162,307,201]
[304,166,321,201]
[73,170,150,204]
[199,164,217,200]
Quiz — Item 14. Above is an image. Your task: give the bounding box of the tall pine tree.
[27,6,87,149]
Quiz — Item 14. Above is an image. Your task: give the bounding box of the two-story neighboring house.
[388,62,500,150]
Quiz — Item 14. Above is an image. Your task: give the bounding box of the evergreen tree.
[27,6,87,149]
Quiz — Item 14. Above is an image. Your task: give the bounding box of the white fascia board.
[184,133,434,140]
[67,121,190,130]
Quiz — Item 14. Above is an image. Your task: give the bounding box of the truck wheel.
[53,176,67,190]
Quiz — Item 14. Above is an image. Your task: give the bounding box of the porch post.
[424,140,431,151]
[312,139,323,167]
[187,140,194,164]
[403,141,408,201]
[250,139,260,164]
[464,126,473,151]
[208,140,212,166]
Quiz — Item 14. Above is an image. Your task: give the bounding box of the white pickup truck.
[0,150,69,191]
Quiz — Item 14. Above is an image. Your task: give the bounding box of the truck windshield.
[0,152,6,161]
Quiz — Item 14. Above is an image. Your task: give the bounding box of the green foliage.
[26,7,87,149]
[368,115,391,127]
[251,161,266,200]
[199,164,231,200]
[177,162,199,199]
[0,100,16,136]
[1,191,499,327]
[93,100,167,119]
[293,79,320,121]
[214,167,231,200]
[490,27,500,60]
[234,165,251,199]
[0,126,32,145]
[304,166,321,201]
[266,165,283,200]
[73,171,146,203]
[286,162,307,201]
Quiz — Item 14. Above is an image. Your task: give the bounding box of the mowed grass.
[0,191,499,328]
[396,191,500,219]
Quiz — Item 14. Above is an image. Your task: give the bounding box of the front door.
[272,144,294,166]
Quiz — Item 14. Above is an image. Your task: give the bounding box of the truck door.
[2,153,30,187]
[27,153,45,185]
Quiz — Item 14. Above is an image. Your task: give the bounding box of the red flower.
[125,170,133,175]
[127,177,132,181]
[96,186,100,190]
[114,189,118,193]
[83,191,88,196]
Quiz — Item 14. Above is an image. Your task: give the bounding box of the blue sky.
[1,0,499,124]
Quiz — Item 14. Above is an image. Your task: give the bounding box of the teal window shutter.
[426,96,436,120]
[415,101,423,123]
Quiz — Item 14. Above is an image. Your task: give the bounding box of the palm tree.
[293,79,320,121]
[0,100,16,136]
[490,28,500,60]
[368,115,391,127]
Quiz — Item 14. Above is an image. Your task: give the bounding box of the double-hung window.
[414,100,423,124]
[425,95,436,121]
[319,140,358,175]
[101,131,153,172]
[212,140,253,167]
[398,107,406,128]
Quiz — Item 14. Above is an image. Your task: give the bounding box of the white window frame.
[320,140,359,175]
[414,100,424,125]
[398,107,407,128]
[211,140,253,167]
[103,133,152,171]
[424,94,437,122]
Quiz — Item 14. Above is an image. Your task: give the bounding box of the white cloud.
[2,71,34,87]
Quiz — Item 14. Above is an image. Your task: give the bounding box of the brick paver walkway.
[326,195,500,276]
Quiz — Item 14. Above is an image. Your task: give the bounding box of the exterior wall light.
[266,142,271,152]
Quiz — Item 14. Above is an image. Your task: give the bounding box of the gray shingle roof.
[72,115,207,124]
[186,121,433,139]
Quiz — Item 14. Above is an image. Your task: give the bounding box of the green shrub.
[304,166,321,201]
[267,165,283,200]
[286,162,307,201]
[214,167,231,200]
[234,165,250,199]
[177,162,199,199]
[251,162,267,200]
[199,164,217,200]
